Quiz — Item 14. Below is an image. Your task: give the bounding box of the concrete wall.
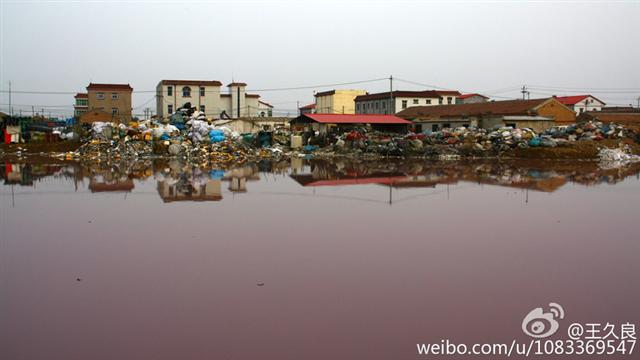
[156,82,264,119]
[457,95,488,104]
[572,97,604,114]
[315,90,366,114]
[356,95,456,114]
[156,83,222,118]
[224,118,290,133]
[87,89,132,123]
[536,100,576,124]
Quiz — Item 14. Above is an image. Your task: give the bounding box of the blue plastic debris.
[209,129,226,143]
[528,137,541,147]
[209,169,225,180]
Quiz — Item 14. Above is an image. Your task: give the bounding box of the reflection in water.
[2,158,639,360]
[2,159,640,201]
[290,158,640,192]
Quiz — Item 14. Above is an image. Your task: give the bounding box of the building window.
[111,108,118,115]
[200,87,205,97]
[382,102,386,108]
[426,99,432,104]
[402,100,408,109]
[111,93,119,100]
[356,104,360,111]
[199,105,205,113]
[375,102,379,109]
[438,98,443,105]
[413,99,419,104]
[168,105,173,114]
[97,92,104,100]
[432,124,439,131]
[447,97,452,104]
[182,86,191,97]
[443,123,451,129]
[167,86,173,96]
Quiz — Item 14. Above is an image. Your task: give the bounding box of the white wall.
[573,97,605,114]
[156,83,222,118]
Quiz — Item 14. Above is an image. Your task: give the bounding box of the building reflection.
[290,159,640,193]
[2,158,639,204]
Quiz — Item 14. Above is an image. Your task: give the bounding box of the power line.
[527,84,640,91]
[0,77,389,95]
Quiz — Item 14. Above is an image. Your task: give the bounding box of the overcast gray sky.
[1,0,639,117]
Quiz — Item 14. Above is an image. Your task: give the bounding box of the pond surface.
[1,159,639,359]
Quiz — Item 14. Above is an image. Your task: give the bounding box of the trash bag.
[209,129,226,143]
[528,137,541,147]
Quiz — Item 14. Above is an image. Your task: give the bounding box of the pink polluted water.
[1,159,639,359]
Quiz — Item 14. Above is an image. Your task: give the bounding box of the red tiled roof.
[246,94,260,98]
[554,95,605,106]
[86,83,133,91]
[227,82,247,87]
[299,103,316,110]
[159,80,222,86]
[74,93,88,98]
[397,98,551,119]
[298,113,411,124]
[458,93,489,100]
[355,90,461,102]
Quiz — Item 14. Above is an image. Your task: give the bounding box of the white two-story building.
[155,80,271,119]
[355,90,461,114]
[554,95,606,114]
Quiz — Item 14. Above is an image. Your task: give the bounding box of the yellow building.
[86,83,133,123]
[314,89,367,114]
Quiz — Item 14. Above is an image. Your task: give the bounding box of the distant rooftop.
[159,80,222,86]
[86,83,133,91]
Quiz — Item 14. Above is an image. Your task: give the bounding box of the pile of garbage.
[299,121,639,158]
[598,146,640,169]
[541,121,634,142]
[71,102,291,164]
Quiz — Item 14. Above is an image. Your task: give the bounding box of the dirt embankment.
[511,139,640,160]
[1,139,639,162]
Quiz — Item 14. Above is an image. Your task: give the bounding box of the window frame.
[182,86,191,98]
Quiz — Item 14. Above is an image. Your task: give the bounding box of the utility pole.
[521,85,528,100]
[389,75,394,114]
[32,106,35,116]
[637,96,640,108]
[8,81,12,116]
[296,101,299,116]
